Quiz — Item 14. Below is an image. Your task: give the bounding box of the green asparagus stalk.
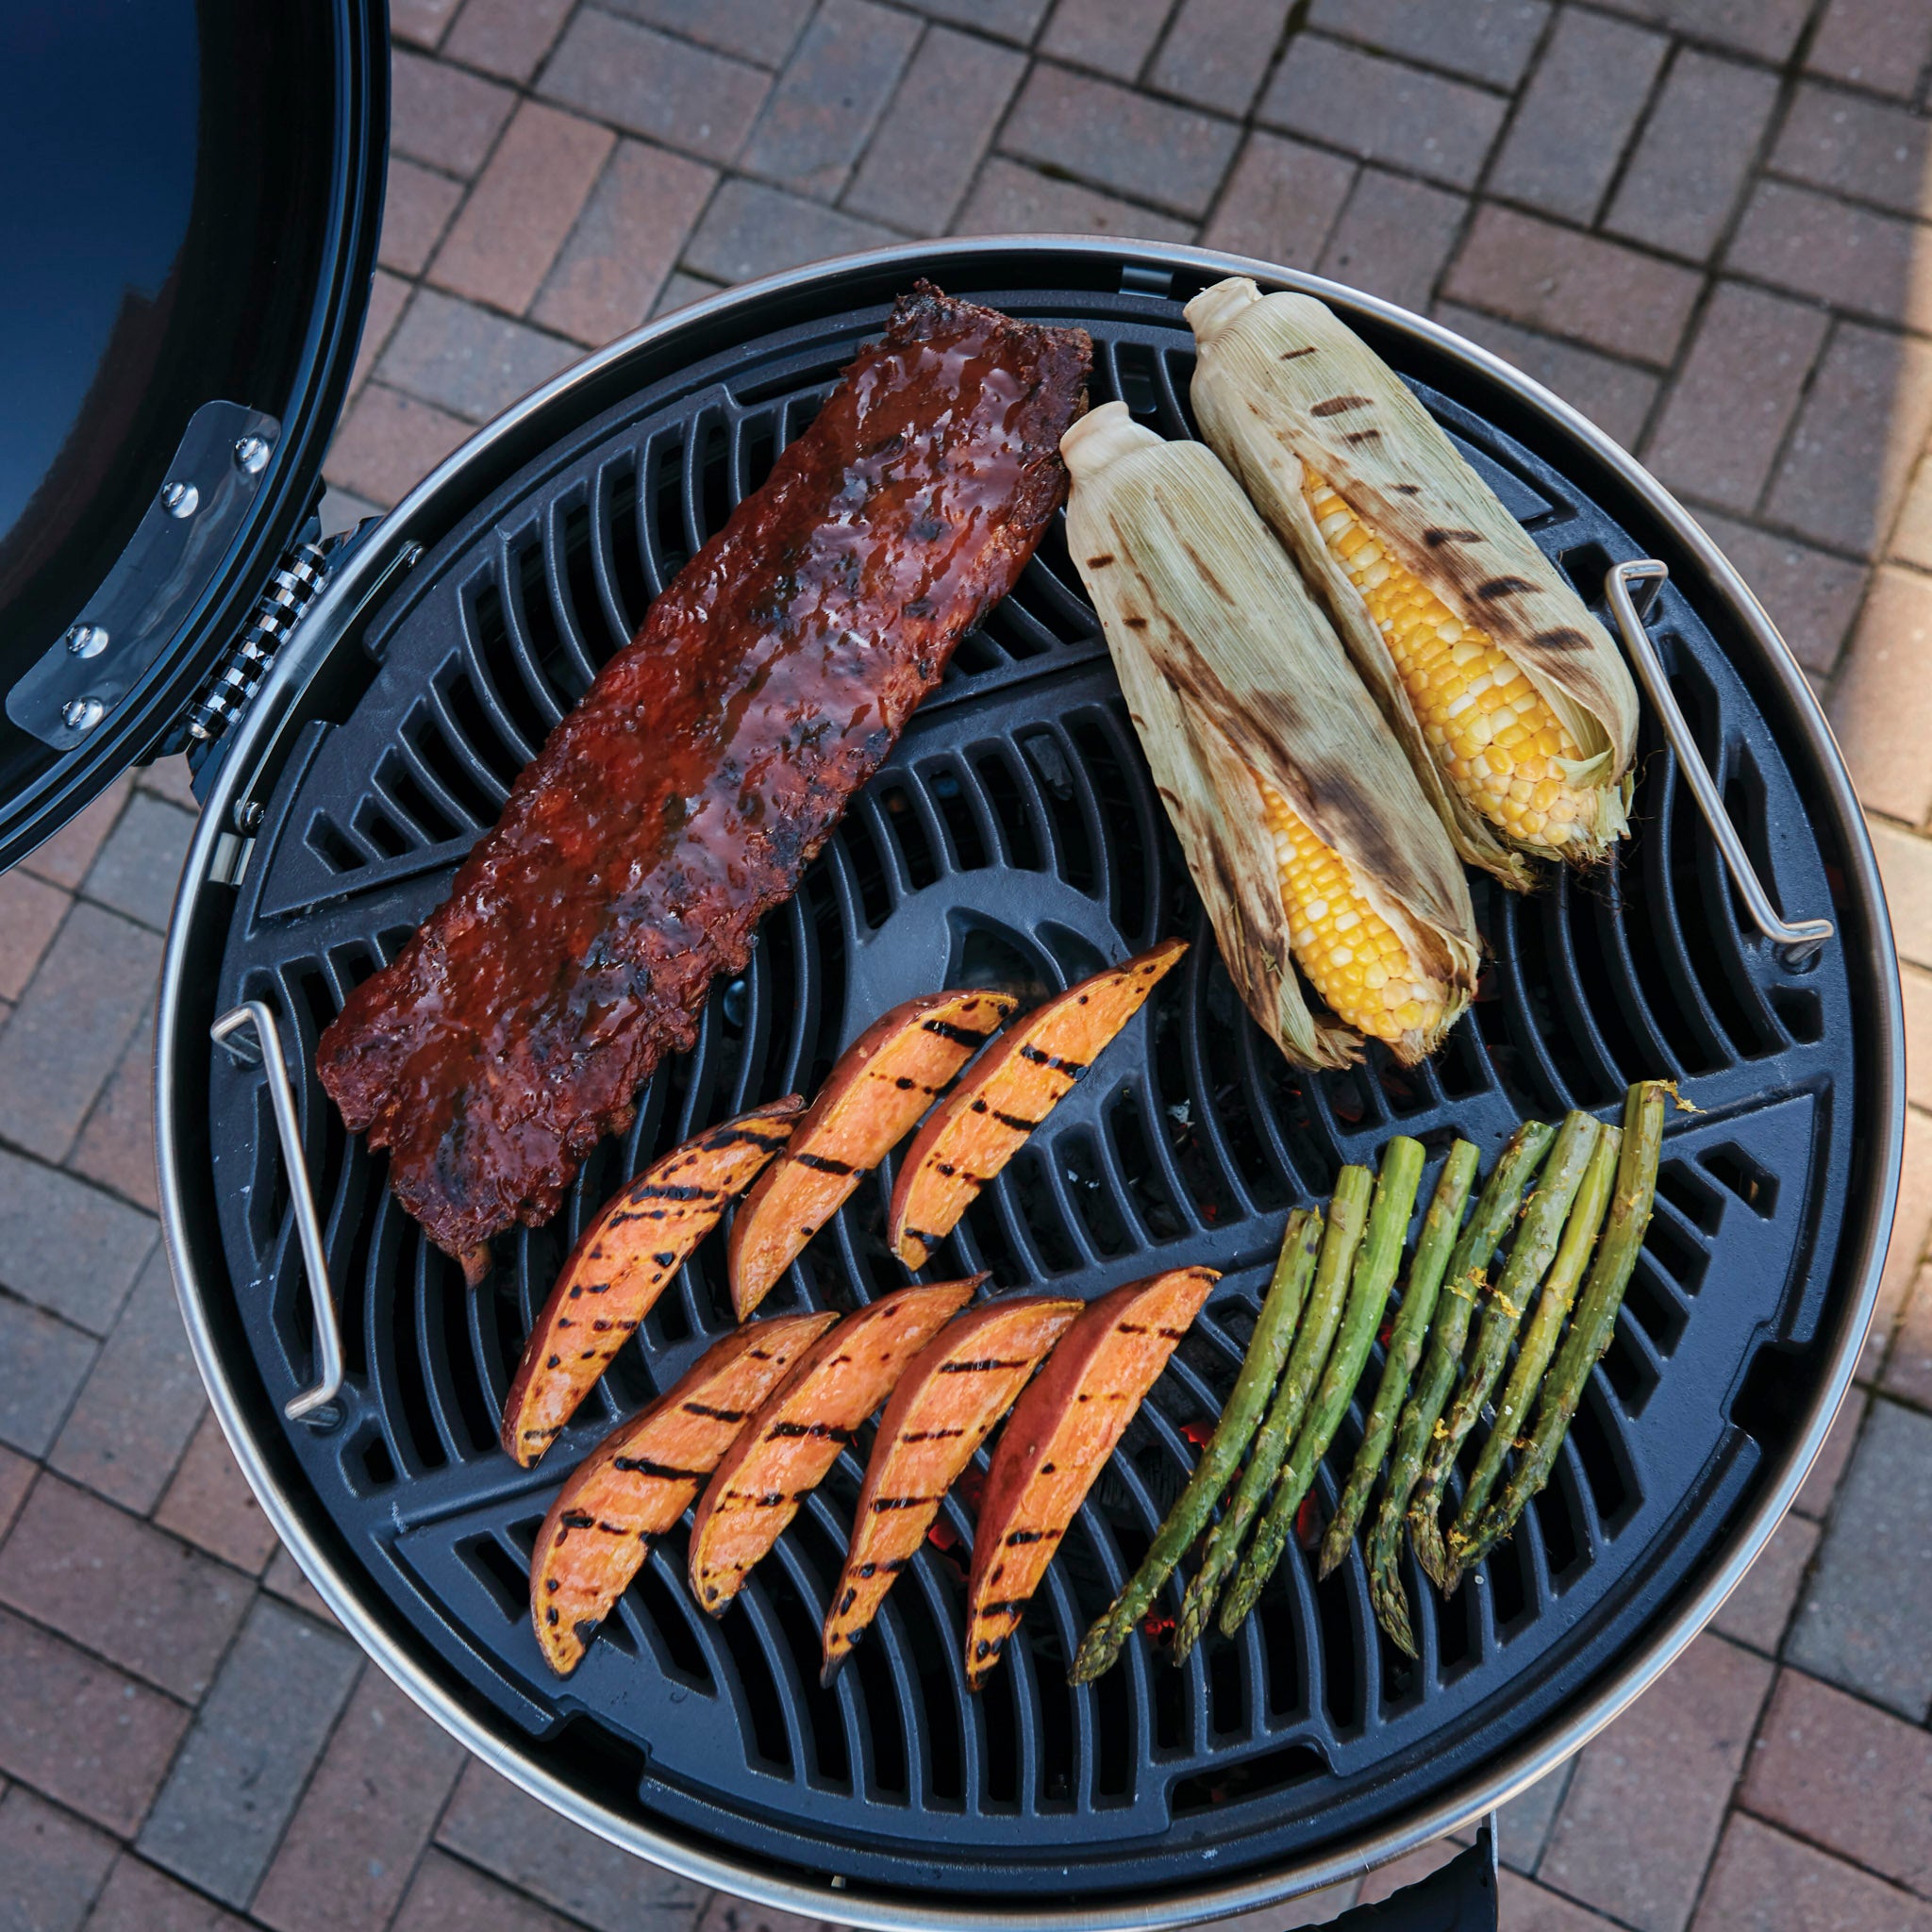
[1071,1208,1317,1682]
[1216,1138,1426,1634]
[1451,1082,1665,1577]
[1407,1109,1602,1589]
[1366,1122,1556,1656]
[1318,1140,1479,1580]
[1442,1123,1621,1590]
[1173,1171,1371,1661]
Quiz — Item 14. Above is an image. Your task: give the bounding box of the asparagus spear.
[1216,1138,1426,1634]
[1366,1122,1555,1656]
[1407,1110,1602,1589]
[1318,1141,1479,1580]
[1173,1171,1371,1660]
[1451,1082,1665,1577]
[1443,1123,1621,1590]
[1070,1208,1316,1682]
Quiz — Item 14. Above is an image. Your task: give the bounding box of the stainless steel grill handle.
[210,1000,344,1422]
[1607,559,1835,968]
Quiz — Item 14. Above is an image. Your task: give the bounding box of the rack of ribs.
[316,285,1092,1278]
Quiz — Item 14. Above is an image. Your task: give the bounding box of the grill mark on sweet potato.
[727,990,1016,1319]
[501,1098,802,1467]
[821,1294,1080,1678]
[888,941,1188,1268]
[527,1308,833,1677]
[963,1267,1215,1689]
[791,1152,857,1176]
[690,1279,978,1615]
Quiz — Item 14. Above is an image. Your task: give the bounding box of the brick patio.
[6,2,1932,1926]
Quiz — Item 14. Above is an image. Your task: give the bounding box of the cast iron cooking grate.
[205,286,1854,1894]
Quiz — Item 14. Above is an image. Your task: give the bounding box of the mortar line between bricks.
[238,1657,370,1923]
[1582,35,1678,238]
[1670,488,1874,571]
[832,16,930,222]
[1722,1799,1932,1916]
[0,1286,114,1457]
[1418,2,1565,326]
[1644,22,1824,481]
[566,2,782,83]
[0,1497,264,1703]
[865,0,1047,56]
[417,110,500,310]
[1757,157,1932,234]
[1559,0,1811,79]
[378,1716,475,1932]
[1129,0,1189,94]
[1195,0,1323,243]
[429,1836,619,1932]
[0,1124,165,1226]
[1659,1627,1787,1932]
[1520,1866,1650,1932]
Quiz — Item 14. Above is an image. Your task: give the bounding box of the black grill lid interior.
[0,0,386,871]
[186,268,1884,1911]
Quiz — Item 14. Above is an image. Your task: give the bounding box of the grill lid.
[0,0,387,870]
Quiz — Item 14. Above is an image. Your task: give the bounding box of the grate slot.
[591,456,646,643]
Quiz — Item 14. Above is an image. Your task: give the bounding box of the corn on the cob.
[1304,472,1601,854]
[1187,278,1641,888]
[1259,780,1448,1045]
[1062,402,1479,1069]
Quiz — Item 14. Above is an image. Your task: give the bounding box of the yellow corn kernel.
[1257,776,1448,1046]
[1304,472,1595,852]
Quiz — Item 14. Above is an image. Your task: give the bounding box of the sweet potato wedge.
[689,1277,982,1614]
[528,1308,835,1675]
[887,940,1189,1269]
[964,1265,1216,1689]
[728,989,1016,1319]
[822,1293,1082,1680]
[502,1098,803,1467]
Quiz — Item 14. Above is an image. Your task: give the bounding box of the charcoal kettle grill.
[1,8,1906,1927]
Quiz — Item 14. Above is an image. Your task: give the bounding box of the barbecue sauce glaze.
[317,286,1091,1270]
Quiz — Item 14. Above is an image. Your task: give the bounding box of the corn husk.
[1186,277,1641,888]
[1062,402,1480,1070]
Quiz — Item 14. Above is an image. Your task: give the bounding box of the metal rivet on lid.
[65,625,108,658]
[162,481,200,518]
[62,697,107,731]
[235,435,272,475]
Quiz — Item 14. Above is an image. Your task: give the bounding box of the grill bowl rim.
[153,234,1905,1930]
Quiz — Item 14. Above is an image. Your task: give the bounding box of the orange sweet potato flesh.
[689,1277,981,1615]
[528,1308,835,1675]
[728,989,1015,1319]
[964,1265,1216,1689]
[822,1293,1081,1681]
[501,1098,802,1467]
[887,940,1189,1268]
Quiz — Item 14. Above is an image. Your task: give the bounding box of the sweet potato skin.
[888,941,1189,1268]
[964,1266,1216,1688]
[822,1294,1081,1679]
[689,1278,981,1614]
[502,1098,802,1466]
[728,990,1014,1319]
[529,1309,836,1675]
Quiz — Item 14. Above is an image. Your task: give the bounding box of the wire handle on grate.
[1607,559,1834,970]
[210,999,344,1423]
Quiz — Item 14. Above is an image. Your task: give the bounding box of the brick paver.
[5,4,1932,1928]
